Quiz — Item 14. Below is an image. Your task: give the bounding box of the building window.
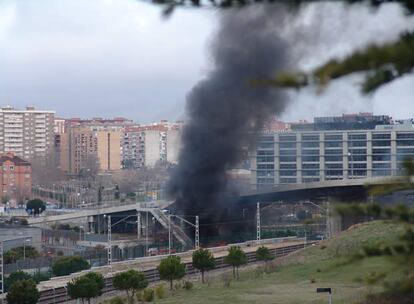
[280,163,296,169]
[325,141,342,148]
[279,178,297,184]
[302,170,319,177]
[279,134,296,142]
[372,133,391,140]
[325,156,342,162]
[397,140,414,146]
[279,156,296,162]
[302,155,319,162]
[349,141,367,147]
[302,134,319,141]
[302,141,319,148]
[279,170,297,177]
[279,142,296,149]
[9,165,14,171]
[372,140,391,147]
[396,133,414,140]
[325,134,342,141]
[348,134,366,140]
[302,163,319,169]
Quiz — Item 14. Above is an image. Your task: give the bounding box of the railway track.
[37,243,309,304]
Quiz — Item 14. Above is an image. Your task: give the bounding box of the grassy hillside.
[155,221,406,304]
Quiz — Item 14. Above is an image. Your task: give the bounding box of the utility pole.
[137,211,141,239]
[107,215,112,267]
[256,202,261,245]
[168,211,172,255]
[145,210,148,256]
[195,215,200,250]
[0,241,3,297]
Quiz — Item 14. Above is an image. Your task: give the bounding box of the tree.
[256,246,274,265]
[6,279,39,304]
[4,246,39,263]
[67,272,105,304]
[52,256,90,276]
[4,270,32,292]
[113,269,148,303]
[157,255,186,290]
[192,248,216,283]
[224,246,247,279]
[26,198,46,215]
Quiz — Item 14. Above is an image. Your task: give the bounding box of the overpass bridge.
[238,176,398,205]
[27,200,193,248]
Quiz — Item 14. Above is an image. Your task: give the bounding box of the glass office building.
[252,123,414,189]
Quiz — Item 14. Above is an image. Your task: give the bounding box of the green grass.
[151,221,407,304]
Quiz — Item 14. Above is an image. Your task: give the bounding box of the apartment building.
[122,122,181,168]
[251,115,414,189]
[0,106,55,159]
[0,152,32,204]
[59,126,122,174]
[56,118,134,175]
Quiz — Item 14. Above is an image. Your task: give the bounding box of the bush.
[52,255,90,276]
[142,288,154,302]
[183,281,193,290]
[109,296,125,304]
[155,284,166,299]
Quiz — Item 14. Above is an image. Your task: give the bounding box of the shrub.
[52,256,90,276]
[183,281,193,290]
[109,296,125,304]
[142,288,154,302]
[155,284,166,299]
[310,278,316,283]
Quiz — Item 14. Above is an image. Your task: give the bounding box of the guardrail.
[36,242,312,304]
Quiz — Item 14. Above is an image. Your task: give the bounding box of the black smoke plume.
[168,5,292,234]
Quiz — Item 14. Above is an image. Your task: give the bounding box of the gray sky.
[0,1,413,123]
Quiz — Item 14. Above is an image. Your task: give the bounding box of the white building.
[0,106,55,159]
[122,122,181,168]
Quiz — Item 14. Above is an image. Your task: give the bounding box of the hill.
[156,221,406,304]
